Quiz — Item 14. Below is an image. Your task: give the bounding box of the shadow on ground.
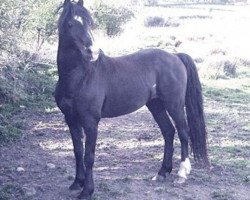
[0,90,249,199]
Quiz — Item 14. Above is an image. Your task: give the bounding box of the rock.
[46,163,56,169]
[17,167,25,172]
[174,177,186,184]
[154,186,164,193]
[19,105,26,109]
[67,175,75,181]
[137,133,153,141]
[23,186,36,196]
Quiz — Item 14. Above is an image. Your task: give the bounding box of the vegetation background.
[0,0,249,199]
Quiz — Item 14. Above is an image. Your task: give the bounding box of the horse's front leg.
[65,116,85,190]
[78,117,99,200]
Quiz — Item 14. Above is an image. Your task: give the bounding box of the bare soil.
[0,104,249,200]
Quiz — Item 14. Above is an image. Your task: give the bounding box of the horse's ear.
[77,0,84,6]
[63,0,70,6]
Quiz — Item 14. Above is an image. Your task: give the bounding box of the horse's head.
[58,0,94,60]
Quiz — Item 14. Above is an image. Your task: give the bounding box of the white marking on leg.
[177,158,191,179]
[151,84,158,99]
[152,174,166,182]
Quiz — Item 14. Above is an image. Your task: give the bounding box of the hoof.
[69,180,84,191]
[78,196,91,200]
[174,177,186,184]
[78,193,91,200]
[152,174,166,182]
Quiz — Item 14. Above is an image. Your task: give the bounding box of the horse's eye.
[68,21,73,28]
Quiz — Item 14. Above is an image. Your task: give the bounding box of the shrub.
[144,16,180,27]
[237,57,250,67]
[0,0,59,146]
[0,119,22,146]
[93,2,134,36]
[223,60,237,77]
[0,53,56,146]
[145,0,159,6]
[144,16,165,27]
[210,48,227,56]
[200,56,237,79]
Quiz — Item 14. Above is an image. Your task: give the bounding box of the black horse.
[55,0,208,199]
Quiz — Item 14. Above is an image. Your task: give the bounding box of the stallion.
[55,0,209,199]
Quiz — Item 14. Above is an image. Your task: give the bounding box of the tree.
[28,0,60,51]
[91,0,135,36]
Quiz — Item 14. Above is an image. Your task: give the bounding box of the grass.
[211,190,235,200]
[0,184,26,200]
[202,64,250,184]
[0,104,24,145]
[203,86,249,105]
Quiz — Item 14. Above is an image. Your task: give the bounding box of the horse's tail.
[177,53,209,165]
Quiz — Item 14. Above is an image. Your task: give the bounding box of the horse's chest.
[55,84,75,115]
[58,97,74,115]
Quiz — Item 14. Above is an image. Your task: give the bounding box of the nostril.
[87,48,92,54]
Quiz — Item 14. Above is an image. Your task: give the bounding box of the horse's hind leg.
[146,99,175,181]
[167,107,191,183]
[65,115,85,190]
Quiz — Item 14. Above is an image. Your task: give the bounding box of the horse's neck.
[57,46,90,97]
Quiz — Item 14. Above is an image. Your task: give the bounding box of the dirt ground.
[0,105,249,200]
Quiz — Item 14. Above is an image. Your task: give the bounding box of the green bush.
[0,58,56,146]
[144,16,180,27]
[144,16,165,27]
[0,0,59,146]
[145,0,159,6]
[223,60,237,77]
[93,3,134,36]
[199,57,238,79]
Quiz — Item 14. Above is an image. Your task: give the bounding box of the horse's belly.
[101,99,145,118]
[101,91,150,118]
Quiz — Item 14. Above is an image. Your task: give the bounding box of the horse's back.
[94,48,187,118]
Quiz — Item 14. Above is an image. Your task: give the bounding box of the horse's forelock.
[59,1,93,27]
[75,5,94,27]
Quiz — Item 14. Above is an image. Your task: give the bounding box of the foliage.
[0,0,60,55]
[0,62,56,146]
[0,184,25,200]
[27,0,60,51]
[92,1,134,36]
[145,0,159,6]
[144,16,165,27]
[143,0,243,5]
[199,57,238,79]
[0,112,22,146]
[0,0,26,56]
[0,0,59,145]
[144,16,180,27]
